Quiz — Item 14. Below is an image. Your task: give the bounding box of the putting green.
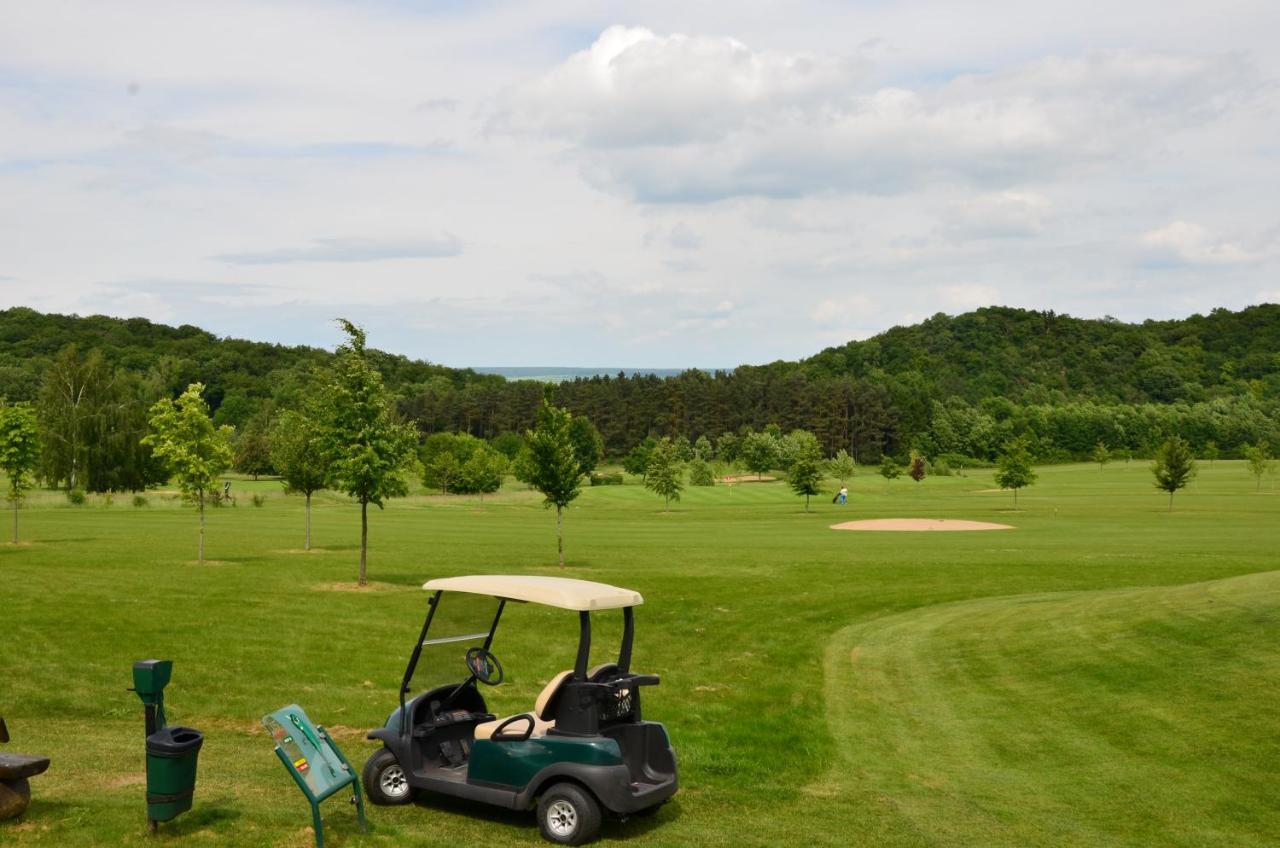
[820,570,1280,847]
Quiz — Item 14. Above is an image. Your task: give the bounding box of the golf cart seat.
[474,662,624,742]
[474,670,570,741]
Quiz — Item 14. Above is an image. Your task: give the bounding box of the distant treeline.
[1,304,1277,489]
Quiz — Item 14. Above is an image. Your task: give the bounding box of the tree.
[780,429,821,472]
[1243,441,1273,491]
[269,408,332,551]
[688,456,715,486]
[0,402,39,543]
[36,345,158,493]
[741,431,780,480]
[142,382,234,563]
[673,435,694,463]
[827,450,856,487]
[878,456,901,491]
[1152,435,1197,511]
[1092,441,1110,470]
[644,437,684,511]
[693,435,713,461]
[460,446,507,504]
[516,399,582,567]
[994,437,1037,508]
[908,453,926,483]
[323,320,417,586]
[568,415,605,477]
[787,436,824,511]
[715,432,740,464]
[622,438,654,482]
[234,411,274,480]
[1202,441,1219,465]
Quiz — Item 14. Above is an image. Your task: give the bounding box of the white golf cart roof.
[422,575,643,611]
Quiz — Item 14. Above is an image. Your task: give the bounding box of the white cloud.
[937,284,1001,311]
[1,6,1279,367]
[497,28,1257,202]
[213,235,463,265]
[939,192,1052,239]
[1140,221,1260,265]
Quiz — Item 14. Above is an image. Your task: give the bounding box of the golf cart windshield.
[406,592,501,696]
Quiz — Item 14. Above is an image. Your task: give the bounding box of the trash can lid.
[146,726,204,757]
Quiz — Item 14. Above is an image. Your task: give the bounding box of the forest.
[0,303,1277,492]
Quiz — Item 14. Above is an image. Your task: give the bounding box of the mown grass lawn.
[1,460,1277,846]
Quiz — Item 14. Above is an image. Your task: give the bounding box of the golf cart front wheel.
[537,782,602,845]
[363,749,412,805]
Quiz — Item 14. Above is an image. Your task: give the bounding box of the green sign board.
[263,704,367,848]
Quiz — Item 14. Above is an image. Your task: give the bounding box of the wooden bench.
[0,718,50,820]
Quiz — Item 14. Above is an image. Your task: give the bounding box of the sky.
[1,1,1278,368]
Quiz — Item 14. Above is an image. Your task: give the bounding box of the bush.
[688,457,715,486]
[927,457,953,477]
[102,492,114,507]
[67,488,86,505]
[132,494,149,508]
[251,493,267,508]
[937,452,992,470]
[589,471,624,486]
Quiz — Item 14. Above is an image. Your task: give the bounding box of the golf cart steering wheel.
[465,647,504,686]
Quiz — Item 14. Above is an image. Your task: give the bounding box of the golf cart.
[363,575,678,845]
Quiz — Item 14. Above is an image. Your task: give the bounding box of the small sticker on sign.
[294,757,310,773]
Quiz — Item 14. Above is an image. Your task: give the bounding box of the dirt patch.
[830,518,1013,532]
[720,475,777,483]
[313,581,406,592]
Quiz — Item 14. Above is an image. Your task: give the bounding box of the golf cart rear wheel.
[537,782,602,845]
[363,749,412,805]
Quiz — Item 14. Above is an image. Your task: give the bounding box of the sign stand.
[263,704,368,848]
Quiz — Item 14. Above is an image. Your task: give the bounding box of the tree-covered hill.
[801,305,1280,405]
[0,306,499,422]
[1,303,1276,469]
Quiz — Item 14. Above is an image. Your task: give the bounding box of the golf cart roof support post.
[482,600,506,651]
[400,591,442,735]
[619,607,634,673]
[575,611,591,680]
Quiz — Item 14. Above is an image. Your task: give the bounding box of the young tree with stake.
[142,382,234,563]
[995,437,1037,508]
[1243,442,1273,491]
[323,321,417,586]
[516,398,583,567]
[1152,435,1197,511]
[788,439,824,512]
[644,437,684,511]
[828,450,856,487]
[1092,441,1110,470]
[269,408,332,551]
[0,401,40,544]
[878,455,901,491]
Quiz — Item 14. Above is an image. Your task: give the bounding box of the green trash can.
[145,726,203,824]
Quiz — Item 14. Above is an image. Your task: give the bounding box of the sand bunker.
[720,475,777,483]
[831,518,1013,532]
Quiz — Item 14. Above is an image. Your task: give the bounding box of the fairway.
[2,460,1278,846]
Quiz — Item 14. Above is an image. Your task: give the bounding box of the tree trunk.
[557,505,564,568]
[198,489,205,563]
[805,493,810,511]
[1013,487,1018,508]
[11,498,17,544]
[1169,491,1174,512]
[359,499,368,586]
[664,495,669,512]
[304,492,311,551]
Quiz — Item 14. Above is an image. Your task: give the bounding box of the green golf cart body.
[363,575,678,845]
